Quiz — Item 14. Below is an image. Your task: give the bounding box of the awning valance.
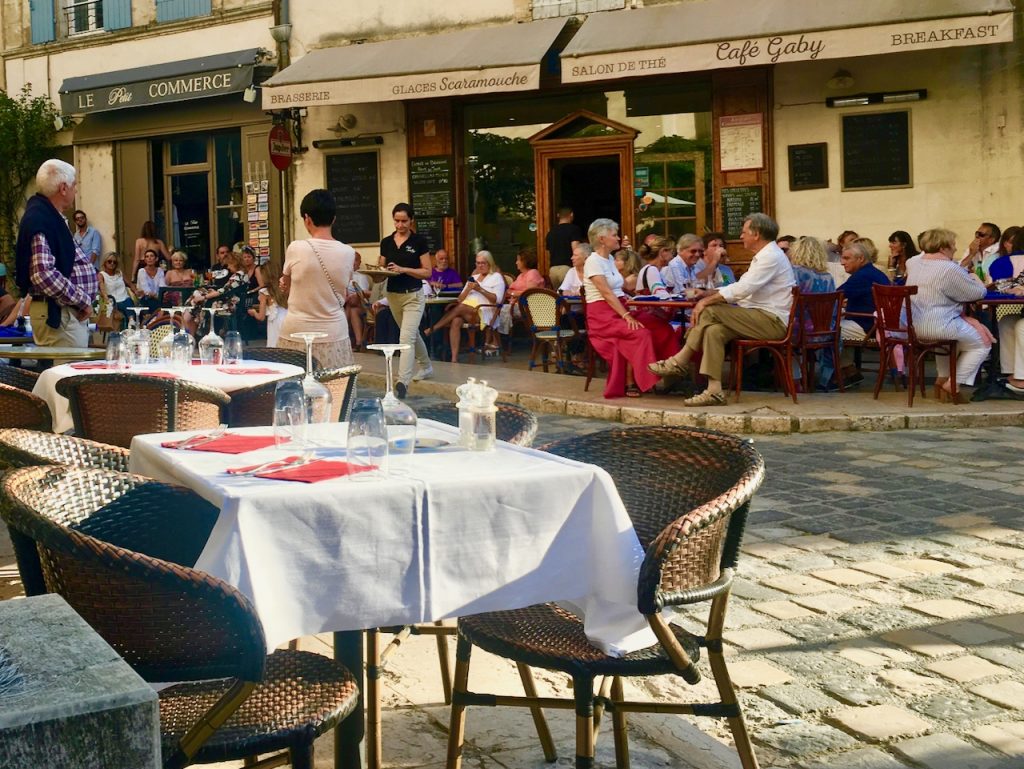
[261,18,568,109]
[561,0,1014,84]
[60,49,264,115]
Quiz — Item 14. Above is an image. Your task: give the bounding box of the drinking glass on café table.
[346,397,388,480]
[105,332,128,370]
[171,330,193,370]
[223,330,244,365]
[274,380,307,449]
[131,328,151,366]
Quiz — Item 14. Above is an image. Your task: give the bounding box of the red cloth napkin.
[69,362,110,370]
[215,367,281,375]
[161,433,281,453]
[137,371,179,380]
[254,458,373,482]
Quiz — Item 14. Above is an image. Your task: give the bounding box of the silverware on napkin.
[169,424,227,450]
[230,451,316,477]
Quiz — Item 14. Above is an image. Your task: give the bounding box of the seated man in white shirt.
[959,221,1000,278]
[648,212,795,406]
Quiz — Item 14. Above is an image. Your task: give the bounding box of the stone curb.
[360,373,1024,434]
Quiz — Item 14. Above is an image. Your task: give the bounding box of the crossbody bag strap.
[306,239,346,308]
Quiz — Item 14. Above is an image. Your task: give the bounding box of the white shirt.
[636,263,669,297]
[583,253,624,303]
[717,241,795,324]
[661,255,697,292]
[558,268,583,297]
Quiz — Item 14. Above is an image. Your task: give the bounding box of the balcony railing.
[63,0,104,36]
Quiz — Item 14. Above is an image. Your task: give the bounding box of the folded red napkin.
[137,371,179,380]
[256,458,372,483]
[161,433,281,453]
[69,362,110,370]
[215,367,281,375]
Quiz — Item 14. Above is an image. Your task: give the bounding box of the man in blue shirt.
[72,209,101,270]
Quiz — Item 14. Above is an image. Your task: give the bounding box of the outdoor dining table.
[129,420,654,768]
[0,344,106,370]
[970,292,1024,401]
[34,360,303,433]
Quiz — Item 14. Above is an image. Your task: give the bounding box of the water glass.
[273,381,307,448]
[105,332,128,370]
[224,330,244,365]
[130,329,151,366]
[346,398,388,480]
[171,332,193,370]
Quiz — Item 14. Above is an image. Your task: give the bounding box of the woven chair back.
[0,382,52,431]
[540,426,764,613]
[246,347,319,370]
[314,365,361,422]
[147,323,175,358]
[0,365,39,391]
[0,428,129,472]
[520,288,560,330]
[56,374,229,448]
[3,465,264,683]
[226,375,301,428]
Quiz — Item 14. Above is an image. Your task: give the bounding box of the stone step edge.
[359,373,1024,434]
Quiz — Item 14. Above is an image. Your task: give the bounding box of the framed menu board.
[841,110,911,190]
[721,186,764,239]
[325,151,381,246]
[788,143,828,191]
[408,155,453,218]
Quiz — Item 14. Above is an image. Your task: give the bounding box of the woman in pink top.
[495,248,545,338]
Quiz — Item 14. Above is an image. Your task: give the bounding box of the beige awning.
[561,0,1014,84]
[262,18,568,109]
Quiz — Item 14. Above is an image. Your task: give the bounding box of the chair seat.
[159,649,359,763]
[458,603,701,678]
[534,329,576,340]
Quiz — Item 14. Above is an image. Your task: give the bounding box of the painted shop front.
[264,0,1016,275]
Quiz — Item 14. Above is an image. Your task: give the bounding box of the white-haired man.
[15,159,98,347]
[648,213,795,406]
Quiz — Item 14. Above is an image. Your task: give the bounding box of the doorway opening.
[552,156,621,235]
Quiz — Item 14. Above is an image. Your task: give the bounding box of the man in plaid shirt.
[15,159,98,347]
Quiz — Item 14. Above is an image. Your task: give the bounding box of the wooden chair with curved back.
[793,290,845,393]
[731,288,800,403]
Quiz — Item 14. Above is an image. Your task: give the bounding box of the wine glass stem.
[384,350,395,396]
[305,337,314,376]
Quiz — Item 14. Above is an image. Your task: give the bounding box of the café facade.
[262,0,1019,274]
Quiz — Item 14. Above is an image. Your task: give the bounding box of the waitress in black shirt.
[378,202,433,398]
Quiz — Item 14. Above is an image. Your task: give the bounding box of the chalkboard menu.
[325,151,381,245]
[788,143,828,191]
[409,156,453,218]
[841,110,911,190]
[721,186,764,239]
[415,217,443,252]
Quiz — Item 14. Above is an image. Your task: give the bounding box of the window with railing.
[532,0,626,20]
[64,0,103,35]
[30,0,131,43]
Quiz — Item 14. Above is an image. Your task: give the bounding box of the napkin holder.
[455,377,497,451]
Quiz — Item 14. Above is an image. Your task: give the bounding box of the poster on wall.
[719,114,764,172]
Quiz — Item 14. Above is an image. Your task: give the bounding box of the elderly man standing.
[15,159,98,347]
[648,213,794,406]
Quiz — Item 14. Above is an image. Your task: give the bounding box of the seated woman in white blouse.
[424,250,505,362]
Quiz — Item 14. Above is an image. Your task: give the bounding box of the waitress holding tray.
[377,202,433,398]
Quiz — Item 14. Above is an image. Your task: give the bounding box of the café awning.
[561,0,1014,84]
[60,49,263,115]
[261,18,568,109]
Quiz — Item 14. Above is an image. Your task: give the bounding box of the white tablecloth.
[130,421,655,656]
[35,361,304,433]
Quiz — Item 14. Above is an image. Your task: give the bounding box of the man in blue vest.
[15,159,98,347]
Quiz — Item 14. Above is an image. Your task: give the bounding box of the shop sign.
[262,65,541,109]
[268,124,293,171]
[60,66,250,115]
[562,12,1013,84]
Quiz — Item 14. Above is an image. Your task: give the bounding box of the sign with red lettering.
[268,124,292,171]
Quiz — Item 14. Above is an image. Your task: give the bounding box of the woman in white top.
[98,252,134,329]
[558,243,588,297]
[635,236,673,297]
[345,252,373,351]
[584,218,676,398]
[277,189,356,368]
[424,250,505,362]
[247,258,288,347]
[135,248,166,315]
[905,228,989,403]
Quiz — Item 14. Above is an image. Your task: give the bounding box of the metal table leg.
[334,630,364,769]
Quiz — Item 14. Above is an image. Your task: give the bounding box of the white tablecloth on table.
[35,361,304,433]
[130,421,656,656]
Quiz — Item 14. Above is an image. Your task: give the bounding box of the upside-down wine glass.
[199,307,224,364]
[289,332,333,438]
[170,306,194,369]
[366,343,417,462]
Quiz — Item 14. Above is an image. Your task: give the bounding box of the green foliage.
[0,86,61,285]
[638,134,712,155]
[467,131,535,222]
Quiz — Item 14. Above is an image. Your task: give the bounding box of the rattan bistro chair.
[246,346,319,370]
[315,364,361,422]
[0,365,40,391]
[416,401,538,447]
[56,374,230,448]
[519,288,583,373]
[0,428,130,597]
[3,465,359,769]
[0,382,53,431]
[446,427,766,769]
[226,376,301,428]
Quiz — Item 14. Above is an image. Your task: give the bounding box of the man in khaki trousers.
[648,212,794,406]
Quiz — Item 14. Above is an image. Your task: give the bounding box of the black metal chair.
[0,428,131,597]
[415,401,538,447]
[2,465,359,769]
[446,426,766,769]
[56,374,230,448]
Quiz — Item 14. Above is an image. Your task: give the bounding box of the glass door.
[169,173,211,268]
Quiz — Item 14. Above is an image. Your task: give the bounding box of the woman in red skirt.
[583,219,679,397]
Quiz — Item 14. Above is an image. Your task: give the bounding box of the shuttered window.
[30,0,56,43]
[103,0,132,30]
[156,0,212,23]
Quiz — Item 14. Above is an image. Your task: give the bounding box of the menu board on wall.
[415,217,443,252]
[788,143,829,191]
[841,110,911,190]
[326,151,381,245]
[408,156,453,218]
[721,186,764,239]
